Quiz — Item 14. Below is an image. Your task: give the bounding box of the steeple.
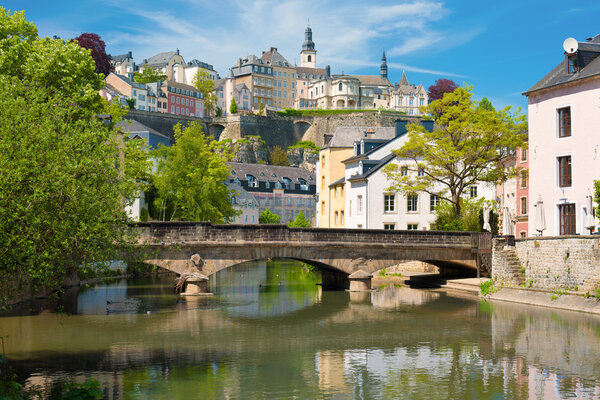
[300,23,317,68]
[302,24,315,51]
[380,50,388,79]
[400,70,408,86]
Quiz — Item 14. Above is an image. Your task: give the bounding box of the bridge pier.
[348,270,373,292]
[182,275,212,296]
[320,270,349,290]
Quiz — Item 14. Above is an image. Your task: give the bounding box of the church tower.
[380,50,388,79]
[300,24,317,68]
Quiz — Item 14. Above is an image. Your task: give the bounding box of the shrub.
[480,279,497,296]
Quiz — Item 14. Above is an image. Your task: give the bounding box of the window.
[559,203,576,235]
[358,195,363,213]
[321,176,325,189]
[418,168,424,177]
[349,200,352,217]
[338,82,343,91]
[401,166,408,176]
[321,155,325,167]
[558,156,572,187]
[246,175,258,188]
[520,171,528,188]
[335,211,339,225]
[282,177,291,190]
[384,224,395,230]
[407,224,419,230]
[430,194,440,212]
[384,194,395,212]
[567,55,578,74]
[520,231,526,238]
[308,55,312,62]
[321,201,325,213]
[558,107,571,138]
[521,148,527,162]
[340,211,344,225]
[470,186,478,198]
[521,197,527,215]
[407,194,418,212]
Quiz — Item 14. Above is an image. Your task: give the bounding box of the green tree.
[258,99,264,114]
[269,146,290,166]
[215,106,223,117]
[229,98,238,114]
[133,65,166,83]
[259,209,281,224]
[384,86,527,218]
[433,197,497,233]
[0,8,149,298]
[192,70,217,115]
[288,210,311,228]
[152,122,237,222]
[126,98,135,109]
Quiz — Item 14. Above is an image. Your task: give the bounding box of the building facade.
[139,50,185,81]
[109,51,134,78]
[260,47,296,109]
[230,55,276,111]
[524,34,600,236]
[105,73,158,112]
[160,80,204,117]
[227,162,317,224]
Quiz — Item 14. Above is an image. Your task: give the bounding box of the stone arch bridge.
[130,222,492,291]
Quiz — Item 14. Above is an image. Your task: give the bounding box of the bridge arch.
[208,123,226,140]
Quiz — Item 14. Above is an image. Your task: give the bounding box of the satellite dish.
[563,37,578,54]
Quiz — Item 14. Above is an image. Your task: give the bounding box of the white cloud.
[100,0,478,79]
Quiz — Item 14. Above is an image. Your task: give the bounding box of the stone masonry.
[492,236,600,292]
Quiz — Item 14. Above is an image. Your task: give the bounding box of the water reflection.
[1,260,600,399]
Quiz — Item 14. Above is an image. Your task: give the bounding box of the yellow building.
[316,127,397,228]
[260,47,296,109]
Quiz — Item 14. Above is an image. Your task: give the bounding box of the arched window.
[308,55,312,62]
[282,177,292,190]
[246,174,258,188]
[275,181,282,189]
[338,82,343,91]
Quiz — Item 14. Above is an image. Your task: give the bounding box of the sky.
[7,0,600,111]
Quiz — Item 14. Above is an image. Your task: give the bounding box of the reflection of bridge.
[131,222,492,290]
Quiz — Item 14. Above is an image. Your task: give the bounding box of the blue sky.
[7,1,600,111]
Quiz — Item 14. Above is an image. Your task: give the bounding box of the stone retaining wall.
[492,236,600,292]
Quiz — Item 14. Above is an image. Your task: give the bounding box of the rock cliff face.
[220,136,318,172]
[287,147,319,173]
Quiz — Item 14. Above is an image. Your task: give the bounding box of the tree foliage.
[258,99,264,114]
[73,33,111,76]
[229,98,238,114]
[152,122,237,222]
[133,65,166,83]
[427,78,459,101]
[384,86,527,218]
[288,211,311,228]
[192,70,216,115]
[259,209,281,224]
[0,8,149,297]
[434,198,498,233]
[269,146,290,166]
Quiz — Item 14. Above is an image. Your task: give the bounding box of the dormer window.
[282,177,292,190]
[567,54,578,74]
[246,174,258,188]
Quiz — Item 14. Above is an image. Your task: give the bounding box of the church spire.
[380,50,388,79]
[302,23,315,51]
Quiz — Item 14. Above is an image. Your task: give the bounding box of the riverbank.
[376,272,600,316]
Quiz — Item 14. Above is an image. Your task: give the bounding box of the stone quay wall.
[492,236,600,292]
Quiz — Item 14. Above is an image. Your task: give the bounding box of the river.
[1,259,600,399]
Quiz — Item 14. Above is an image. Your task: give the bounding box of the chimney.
[128,51,132,59]
[395,119,409,137]
[176,48,180,55]
[325,65,331,78]
[270,47,277,52]
[422,120,434,132]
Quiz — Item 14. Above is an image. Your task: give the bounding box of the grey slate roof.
[399,71,409,86]
[260,47,291,67]
[329,177,345,187]
[146,51,178,67]
[296,66,327,79]
[235,83,249,92]
[351,75,393,87]
[112,73,146,90]
[525,34,600,95]
[227,182,259,206]
[227,162,315,183]
[348,154,396,182]
[110,53,130,63]
[116,119,168,139]
[186,59,216,71]
[324,126,396,148]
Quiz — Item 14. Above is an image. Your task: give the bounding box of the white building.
[344,120,494,230]
[227,182,260,224]
[524,34,600,235]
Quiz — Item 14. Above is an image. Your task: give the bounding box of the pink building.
[515,146,529,237]
[524,34,600,236]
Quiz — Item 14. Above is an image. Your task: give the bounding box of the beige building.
[316,126,396,227]
[139,49,185,81]
[260,47,296,109]
[390,72,428,116]
[109,51,134,78]
[230,55,276,111]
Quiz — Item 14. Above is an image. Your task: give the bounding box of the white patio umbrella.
[535,195,546,236]
[585,191,596,233]
[483,204,491,232]
[502,206,513,236]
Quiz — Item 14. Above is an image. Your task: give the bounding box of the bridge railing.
[132,222,491,249]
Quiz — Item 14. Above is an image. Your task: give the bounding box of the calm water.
[2,260,600,399]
